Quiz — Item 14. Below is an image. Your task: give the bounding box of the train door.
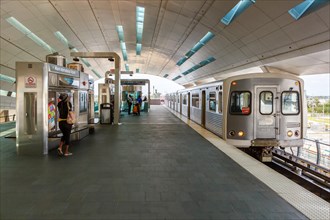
[201,90,206,127]
[188,92,191,119]
[255,87,278,139]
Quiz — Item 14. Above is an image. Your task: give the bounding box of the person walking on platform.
[57,93,73,157]
[136,95,142,116]
[127,94,133,115]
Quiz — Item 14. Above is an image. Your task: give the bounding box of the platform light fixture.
[136,68,140,73]
[136,6,145,55]
[163,74,169,78]
[6,17,56,53]
[288,0,328,20]
[125,64,130,71]
[176,32,215,66]
[220,0,255,25]
[54,31,74,49]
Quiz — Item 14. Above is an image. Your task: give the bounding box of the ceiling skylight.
[220,0,255,25]
[288,0,328,20]
[116,25,128,61]
[136,6,145,55]
[6,17,56,53]
[176,32,215,66]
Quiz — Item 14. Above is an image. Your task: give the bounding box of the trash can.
[143,102,149,112]
[100,103,112,124]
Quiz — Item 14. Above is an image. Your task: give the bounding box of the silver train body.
[166,73,306,152]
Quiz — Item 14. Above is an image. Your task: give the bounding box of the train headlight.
[229,130,235,136]
[294,130,299,137]
[287,130,293,137]
[238,131,244,137]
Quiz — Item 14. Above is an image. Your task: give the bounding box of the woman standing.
[57,93,73,156]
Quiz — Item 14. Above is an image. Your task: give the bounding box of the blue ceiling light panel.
[136,68,140,73]
[136,6,145,55]
[54,31,74,49]
[125,64,130,71]
[91,69,101,78]
[116,25,128,61]
[6,17,56,53]
[221,0,256,25]
[0,74,15,83]
[182,56,216,76]
[80,58,91,67]
[172,75,182,81]
[176,31,215,66]
[163,74,169,78]
[288,0,328,20]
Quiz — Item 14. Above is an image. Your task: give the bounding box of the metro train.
[165,72,307,162]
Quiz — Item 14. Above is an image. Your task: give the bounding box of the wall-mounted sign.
[25,75,37,88]
[121,79,147,86]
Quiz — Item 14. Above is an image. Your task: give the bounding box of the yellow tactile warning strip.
[166,106,330,220]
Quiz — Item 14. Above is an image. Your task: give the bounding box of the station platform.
[0,106,328,220]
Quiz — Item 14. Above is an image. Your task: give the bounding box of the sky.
[93,73,329,97]
[300,73,330,96]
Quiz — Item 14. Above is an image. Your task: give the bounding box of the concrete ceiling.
[1,0,329,88]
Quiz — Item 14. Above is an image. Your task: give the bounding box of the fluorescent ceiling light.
[288,0,328,20]
[136,68,140,73]
[0,74,15,83]
[176,32,215,66]
[81,58,91,67]
[163,74,169,78]
[125,64,129,71]
[6,17,56,53]
[220,0,255,25]
[172,75,182,81]
[136,6,145,55]
[116,26,125,42]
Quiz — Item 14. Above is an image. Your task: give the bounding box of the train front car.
[223,73,305,162]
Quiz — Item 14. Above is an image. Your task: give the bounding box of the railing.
[286,138,330,169]
[0,114,16,123]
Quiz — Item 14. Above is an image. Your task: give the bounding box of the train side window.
[209,92,216,112]
[260,91,273,115]
[192,94,199,108]
[218,91,223,113]
[183,94,187,105]
[230,91,251,115]
[282,91,299,115]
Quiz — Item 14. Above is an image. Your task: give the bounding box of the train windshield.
[282,91,299,115]
[230,91,251,115]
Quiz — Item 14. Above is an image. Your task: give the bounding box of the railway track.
[242,148,330,202]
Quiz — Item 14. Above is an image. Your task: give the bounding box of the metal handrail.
[296,138,330,169]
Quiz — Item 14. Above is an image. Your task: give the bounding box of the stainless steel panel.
[191,107,202,125]
[205,111,223,137]
[182,105,188,117]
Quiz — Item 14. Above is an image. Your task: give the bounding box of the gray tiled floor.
[1,106,307,220]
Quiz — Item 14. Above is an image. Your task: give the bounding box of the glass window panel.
[192,94,199,108]
[230,91,251,115]
[183,95,187,105]
[260,91,273,115]
[282,91,299,115]
[209,92,216,112]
